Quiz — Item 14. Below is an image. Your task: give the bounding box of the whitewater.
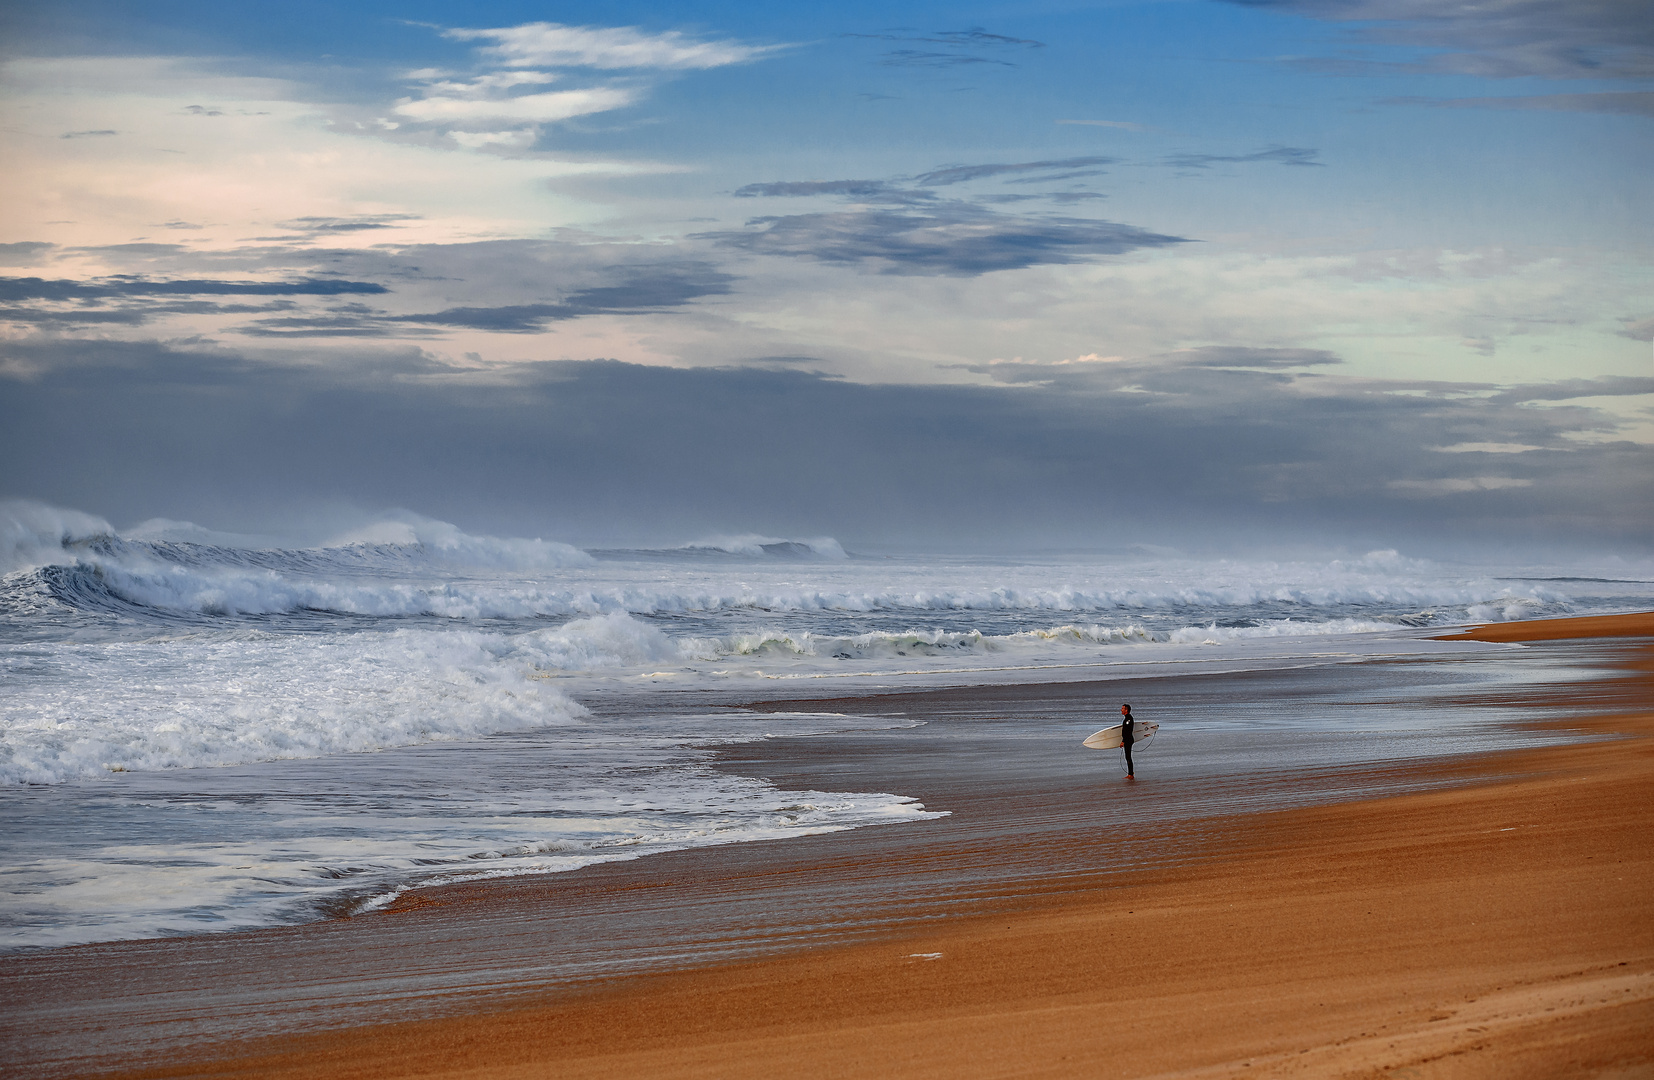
[2,499,1651,951]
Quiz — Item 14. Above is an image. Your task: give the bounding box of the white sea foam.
[679,533,848,559]
[1,499,115,574]
[324,509,593,569]
[0,628,588,784]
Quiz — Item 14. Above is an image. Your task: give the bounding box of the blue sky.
[1,1,1650,552]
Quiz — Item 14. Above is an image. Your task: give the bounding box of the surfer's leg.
[1123,742,1134,777]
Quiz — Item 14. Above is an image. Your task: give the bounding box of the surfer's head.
[1121,704,1131,715]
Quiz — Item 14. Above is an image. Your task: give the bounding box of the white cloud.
[1387,477,1534,496]
[1056,119,1148,131]
[1431,442,1544,453]
[447,130,539,150]
[0,57,651,257]
[446,22,780,71]
[395,86,636,123]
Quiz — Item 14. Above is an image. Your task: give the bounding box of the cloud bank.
[2,341,1646,552]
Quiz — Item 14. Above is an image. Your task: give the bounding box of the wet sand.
[8,613,1653,1079]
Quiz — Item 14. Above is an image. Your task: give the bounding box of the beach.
[3,611,1648,1079]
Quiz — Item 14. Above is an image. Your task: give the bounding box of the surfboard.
[1082,720,1159,749]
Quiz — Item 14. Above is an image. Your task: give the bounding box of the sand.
[1435,611,1654,643]
[32,613,1654,1079]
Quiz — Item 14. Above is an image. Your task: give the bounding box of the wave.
[0,626,589,785]
[7,556,1571,624]
[595,533,850,561]
[1,502,1617,631]
[671,614,1457,663]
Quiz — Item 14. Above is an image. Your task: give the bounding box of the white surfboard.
[1083,720,1159,749]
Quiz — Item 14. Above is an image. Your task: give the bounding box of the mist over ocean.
[2,499,1650,951]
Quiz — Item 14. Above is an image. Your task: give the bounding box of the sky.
[1,0,1650,555]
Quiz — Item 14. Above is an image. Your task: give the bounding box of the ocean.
[3,500,1650,953]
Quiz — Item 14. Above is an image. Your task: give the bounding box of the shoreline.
[10,613,1653,1078]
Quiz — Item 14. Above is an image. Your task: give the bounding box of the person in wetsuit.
[1120,703,1136,778]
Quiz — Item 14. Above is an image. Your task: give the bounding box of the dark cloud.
[276,215,423,234]
[67,243,189,257]
[0,242,55,264]
[979,192,1110,204]
[1163,146,1323,169]
[0,276,388,332]
[0,277,388,300]
[733,179,920,200]
[924,29,1044,49]
[1225,0,1654,80]
[848,25,1044,69]
[913,157,1117,186]
[879,50,1013,68]
[0,300,297,329]
[1387,91,1654,118]
[698,206,1189,275]
[233,265,735,337]
[1619,317,1654,342]
[60,129,117,138]
[1004,170,1107,185]
[1490,376,1654,403]
[849,29,1044,49]
[731,159,1117,208]
[233,315,436,338]
[1176,346,1344,368]
[1,341,1647,551]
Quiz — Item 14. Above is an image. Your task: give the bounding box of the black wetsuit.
[1121,713,1135,776]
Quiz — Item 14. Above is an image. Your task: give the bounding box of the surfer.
[1120,704,1136,778]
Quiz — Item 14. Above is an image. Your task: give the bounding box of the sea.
[3,499,1651,953]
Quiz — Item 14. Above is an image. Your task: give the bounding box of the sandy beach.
[8,612,1652,1079]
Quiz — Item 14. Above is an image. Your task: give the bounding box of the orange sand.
[100,615,1654,1079]
[1435,610,1654,643]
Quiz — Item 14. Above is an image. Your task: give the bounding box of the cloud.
[871,29,1044,49]
[1174,346,1344,368]
[1163,146,1324,169]
[980,192,1111,204]
[848,26,1044,69]
[1057,119,1149,131]
[0,275,390,332]
[731,159,1118,204]
[1387,91,1654,118]
[1224,0,1654,80]
[397,268,735,332]
[0,243,56,267]
[230,263,735,337]
[394,86,637,124]
[879,51,1015,68]
[699,206,1189,276]
[276,215,422,234]
[60,129,117,139]
[732,179,920,200]
[1491,376,1654,403]
[383,21,780,151]
[1388,476,1533,495]
[913,157,1117,186]
[0,300,298,329]
[0,277,387,301]
[1618,317,1654,342]
[2,345,1647,550]
[446,22,782,70]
